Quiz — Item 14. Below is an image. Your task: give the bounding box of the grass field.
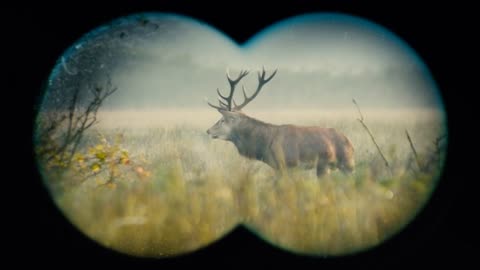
[38,108,447,257]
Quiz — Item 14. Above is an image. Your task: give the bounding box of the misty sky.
[47,13,444,111]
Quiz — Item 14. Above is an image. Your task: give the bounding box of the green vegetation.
[35,109,446,257]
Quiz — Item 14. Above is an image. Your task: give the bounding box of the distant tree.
[36,75,117,168]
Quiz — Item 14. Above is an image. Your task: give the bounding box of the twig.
[405,129,422,170]
[434,134,447,154]
[353,99,364,121]
[352,99,393,177]
[423,133,447,173]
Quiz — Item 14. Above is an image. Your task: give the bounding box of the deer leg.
[339,163,354,174]
[316,162,330,177]
[338,156,355,175]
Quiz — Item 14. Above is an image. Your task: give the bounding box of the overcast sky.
[46,13,444,111]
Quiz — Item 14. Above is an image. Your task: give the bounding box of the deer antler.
[208,69,249,111]
[233,67,277,111]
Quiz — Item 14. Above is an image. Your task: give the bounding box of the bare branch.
[353,99,393,177]
[37,74,118,167]
[405,129,421,170]
[352,99,364,121]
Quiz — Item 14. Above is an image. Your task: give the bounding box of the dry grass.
[40,108,446,257]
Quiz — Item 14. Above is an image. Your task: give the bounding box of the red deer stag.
[207,68,355,177]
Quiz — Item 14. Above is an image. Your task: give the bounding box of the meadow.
[39,108,446,257]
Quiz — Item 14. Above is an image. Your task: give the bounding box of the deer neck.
[229,116,276,160]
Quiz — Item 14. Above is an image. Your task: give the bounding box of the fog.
[45,13,444,112]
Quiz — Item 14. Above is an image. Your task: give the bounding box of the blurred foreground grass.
[39,109,446,257]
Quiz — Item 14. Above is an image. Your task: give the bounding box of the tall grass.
[40,108,446,257]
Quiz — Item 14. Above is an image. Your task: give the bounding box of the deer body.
[208,111,354,176]
[207,68,355,177]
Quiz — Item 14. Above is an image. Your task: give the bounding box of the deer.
[206,67,355,177]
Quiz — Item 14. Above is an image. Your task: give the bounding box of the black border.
[11,1,469,268]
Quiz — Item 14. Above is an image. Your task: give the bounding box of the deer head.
[207,67,277,140]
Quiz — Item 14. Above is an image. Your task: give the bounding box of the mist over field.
[44,14,443,112]
[36,13,447,258]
